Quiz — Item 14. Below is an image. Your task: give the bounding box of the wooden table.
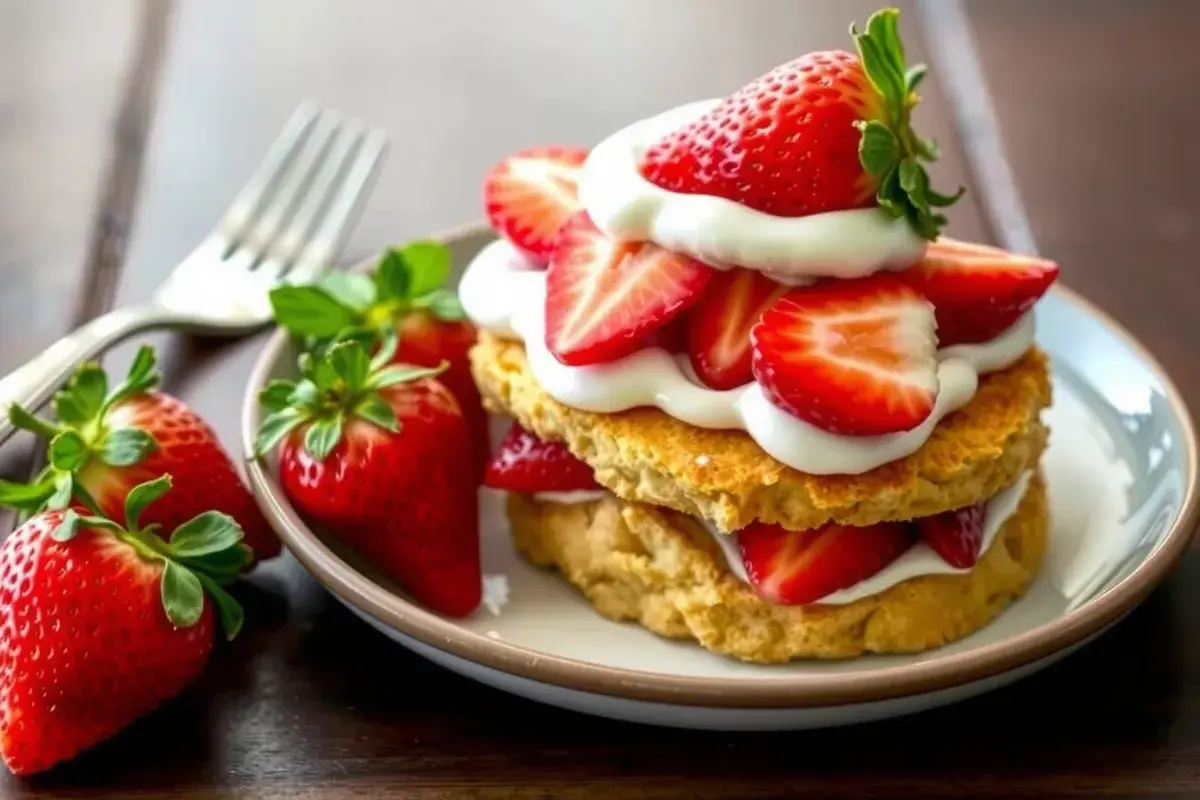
[2,1,1197,796]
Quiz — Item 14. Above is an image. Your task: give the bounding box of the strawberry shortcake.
[463,7,1057,662]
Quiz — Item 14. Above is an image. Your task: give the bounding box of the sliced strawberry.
[901,237,1059,346]
[545,211,713,366]
[642,315,689,354]
[738,520,914,605]
[916,502,986,568]
[484,146,589,264]
[483,423,601,494]
[750,274,939,436]
[688,268,788,390]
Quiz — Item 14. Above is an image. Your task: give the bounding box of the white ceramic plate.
[241,225,1198,730]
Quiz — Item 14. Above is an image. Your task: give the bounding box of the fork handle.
[0,305,169,447]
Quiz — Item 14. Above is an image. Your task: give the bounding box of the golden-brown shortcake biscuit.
[472,334,1051,533]
[506,471,1048,663]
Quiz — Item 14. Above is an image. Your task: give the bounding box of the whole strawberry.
[254,334,482,617]
[1,347,278,564]
[267,241,488,474]
[0,475,247,776]
[640,7,961,237]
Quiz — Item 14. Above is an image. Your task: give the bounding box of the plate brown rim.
[240,221,1200,710]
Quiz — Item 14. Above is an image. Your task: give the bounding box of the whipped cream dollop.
[708,471,1033,605]
[578,99,928,283]
[533,490,610,504]
[459,239,1036,476]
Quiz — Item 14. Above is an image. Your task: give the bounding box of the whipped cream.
[533,489,609,504]
[578,99,928,283]
[708,471,1033,605]
[459,239,1036,476]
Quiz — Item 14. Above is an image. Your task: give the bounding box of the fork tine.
[268,117,367,271]
[218,101,320,249]
[285,126,389,283]
[237,109,345,268]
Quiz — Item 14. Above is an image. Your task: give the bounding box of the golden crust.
[472,334,1052,532]
[507,471,1049,663]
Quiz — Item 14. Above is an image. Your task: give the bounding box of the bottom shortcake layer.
[506,471,1048,663]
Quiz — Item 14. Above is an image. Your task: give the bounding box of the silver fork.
[0,101,388,446]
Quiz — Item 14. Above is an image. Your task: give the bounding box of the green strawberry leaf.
[104,346,161,412]
[906,64,927,94]
[420,288,467,322]
[48,472,74,511]
[195,573,244,640]
[328,340,371,391]
[303,416,344,462]
[0,477,57,512]
[875,165,905,219]
[269,285,361,338]
[317,271,376,311]
[369,329,400,370]
[52,391,91,426]
[51,509,82,542]
[125,474,173,530]
[856,120,898,177]
[398,241,451,298]
[867,5,903,65]
[65,364,108,421]
[180,543,253,583]
[373,250,411,303]
[48,431,89,472]
[99,427,157,467]
[7,403,59,440]
[899,159,932,219]
[354,394,399,432]
[258,380,298,414]
[253,408,307,457]
[850,7,962,240]
[168,511,244,559]
[161,560,205,628]
[926,184,966,208]
[852,13,905,114]
[370,362,446,390]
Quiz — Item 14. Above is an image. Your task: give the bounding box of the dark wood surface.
[0,0,1197,797]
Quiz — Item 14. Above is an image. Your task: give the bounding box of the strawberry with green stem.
[0,474,247,776]
[254,332,482,617]
[0,346,278,563]
[268,241,488,473]
[640,7,962,239]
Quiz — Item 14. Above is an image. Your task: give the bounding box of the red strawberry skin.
[0,511,213,776]
[393,311,489,474]
[640,51,882,219]
[901,238,1059,346]
[279,379,481,617]
[545,211,713,366]
[751,274,938,436]
[688,268,787,390]
[738,519,914,605]
[79,392,280,562]
[483,423,601,494]
[917,502,986,568]
[484,146,589,264]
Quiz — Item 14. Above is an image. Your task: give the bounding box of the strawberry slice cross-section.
[750,273,940,436]
[484,146,590,265]
[738,519,915,605]
[545,211,713,366]
[688,268,788,390]
[901,237,1059,346]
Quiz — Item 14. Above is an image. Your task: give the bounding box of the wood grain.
[1,1,1198,797]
